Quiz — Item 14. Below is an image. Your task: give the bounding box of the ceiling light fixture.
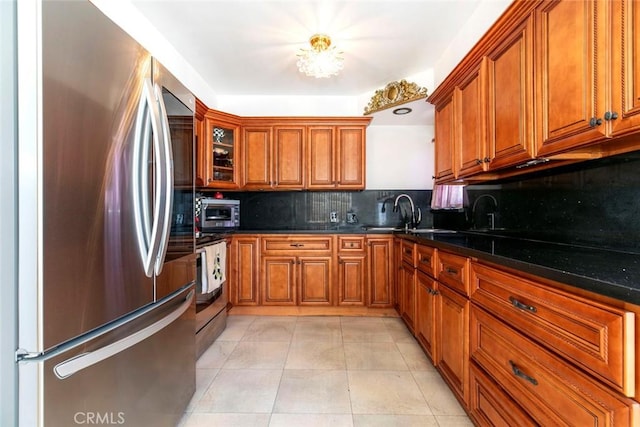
[393,107,412,115]
[296,34,344,78]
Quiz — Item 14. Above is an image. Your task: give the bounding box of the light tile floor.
[179,315,473,427]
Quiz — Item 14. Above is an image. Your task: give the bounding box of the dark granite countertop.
[210,227,640,305]
[401,231,640,305]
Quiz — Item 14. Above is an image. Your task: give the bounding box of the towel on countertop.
[201,241,226,294]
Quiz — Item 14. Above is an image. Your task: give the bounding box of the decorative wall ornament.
[363,80,428,115]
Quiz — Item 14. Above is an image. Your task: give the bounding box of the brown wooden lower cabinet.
[367,236,394,307]
[469,362,537,427]
[415,270,437,363]
[399,260,416,332]
[229,235,260,305]
[470,305,639,426]
[230,234,393,309]
[261,255,297,305]
[436,283,470,406]
[298,256,332,305]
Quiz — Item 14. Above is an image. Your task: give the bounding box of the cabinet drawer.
[470,306,639,427]
[471,262,635,396]
[437,251,470,296]
[262,236,332,252]
[469,362,536,427]
[415,244,437,277]
[338,236,365,252]
[401,240,416,266]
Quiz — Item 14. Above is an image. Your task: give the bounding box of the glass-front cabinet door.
[199,111,241,188]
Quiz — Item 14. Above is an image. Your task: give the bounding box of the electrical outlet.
[329,211,339,223]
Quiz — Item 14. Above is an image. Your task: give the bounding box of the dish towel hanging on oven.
[201,241,226,294]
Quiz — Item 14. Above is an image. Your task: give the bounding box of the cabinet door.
[436,284,469,406]
[337,255,366,306]
[298,256,332,305]
[486,13,536,169]
[456,62,486,177]
[307,126,335,189]
[367,237,394,307]
[230,236,260,306]
[273,126,305,189]
[393,238,402,311]
[261,255,296,305]
[535,0,608,155]
[609,0,640,136]
[336,127,365,189]
[434,93,456,182]
[416,271,437,363]
[242,126,273,189]
[203,116,240,188]
[400,261,416,332]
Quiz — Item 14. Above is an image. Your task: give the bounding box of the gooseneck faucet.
[393,194,421,230]
[471,194,498,230]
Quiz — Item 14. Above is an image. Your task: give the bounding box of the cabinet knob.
[589,117,603,127]
[483,157,491,163]
[604,111,619,121]
[476,159,483,165]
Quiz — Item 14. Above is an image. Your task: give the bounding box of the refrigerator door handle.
[153,82,174,276]
[132,78,165,277]
[52,289,194,380]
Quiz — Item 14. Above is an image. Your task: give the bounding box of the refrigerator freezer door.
[41,285,195,427]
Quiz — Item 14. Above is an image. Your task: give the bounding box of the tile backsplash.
[213,190,434,231]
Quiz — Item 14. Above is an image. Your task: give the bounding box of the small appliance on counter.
[196,197,240,234]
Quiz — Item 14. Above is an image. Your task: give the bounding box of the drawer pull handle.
[445,267,458,275]
[289,243,304,248]
[509,296,537,313]
[509,360,538,386]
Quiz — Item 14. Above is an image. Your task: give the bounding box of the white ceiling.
[130,0,502,122]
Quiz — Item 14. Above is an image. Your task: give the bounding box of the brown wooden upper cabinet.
[242,125,305,190]
[433,93,456,183]
[242,117,370,191]
[537,0,640,154]
[534,0,608,155]
[197,109,242,189]
[430,0,640,183]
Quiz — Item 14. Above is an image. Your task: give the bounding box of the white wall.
[433,0,511,88]
[366,125,434,190]
[90,0,218,108]
[216,95,359,117]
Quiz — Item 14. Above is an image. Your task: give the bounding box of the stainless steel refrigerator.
[16,1,196,425]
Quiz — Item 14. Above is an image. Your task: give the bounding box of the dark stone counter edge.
[398,234,640,306]
[228,229,640,306]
